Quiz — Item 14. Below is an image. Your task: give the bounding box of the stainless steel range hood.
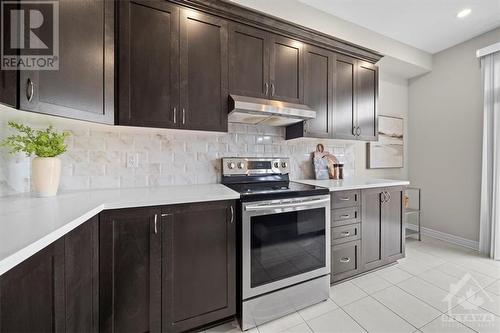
[228,94,316,126]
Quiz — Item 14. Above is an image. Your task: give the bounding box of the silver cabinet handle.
[340,231,350,236]
[230,206,234,224]
[264,82,269,95]
[26,78,34,102]
[356,127,361,136]
[340,214,350,219]
[173,107,177,124]
[271,83,275,96]
[154,214,158,234]
[339,197,350,201]
[380,192,386,203]
[340,257,350,263]
[182,108,186,124]
[386,191,391,203]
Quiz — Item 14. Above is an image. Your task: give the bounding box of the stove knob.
[281,162,288,168]
[274,162,279,168]
[237,162,245,169]
[227,162,236,169]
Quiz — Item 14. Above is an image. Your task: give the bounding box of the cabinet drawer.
[332,223,361,245]
[331,240,361,282]
[331,190,360,209]
[331,207,360,227]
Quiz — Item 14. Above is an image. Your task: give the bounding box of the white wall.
[408,27,500,242]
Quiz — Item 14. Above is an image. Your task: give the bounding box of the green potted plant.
[1,122,70,197]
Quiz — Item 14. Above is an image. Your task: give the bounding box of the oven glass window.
[250,208,326,288]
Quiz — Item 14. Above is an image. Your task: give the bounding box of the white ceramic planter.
[32,157,61,197]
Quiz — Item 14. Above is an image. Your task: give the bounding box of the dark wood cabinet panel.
[361,188,383,270]
[0,241,65,333]
[118,0,179,128]
[383,187,405,261]
[333,55,357,140]
[64,216,99,333]
[99,207,162,333]
[286,45,333,139]
[162,201,236,333]
[229,23,270,99]
[180,9,228,132]
[270,35,304,104]
[356,61,378,141]
[19,0,114,124]
[0,70,17,108]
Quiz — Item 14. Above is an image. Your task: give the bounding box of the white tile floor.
[207,237,500,333]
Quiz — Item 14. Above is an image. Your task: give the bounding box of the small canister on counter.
[337,163,344,180]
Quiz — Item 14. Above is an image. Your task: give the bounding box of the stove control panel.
[222,157,290,176]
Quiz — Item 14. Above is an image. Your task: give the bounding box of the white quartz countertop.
[296,178,410,191]
[0,184,240,276]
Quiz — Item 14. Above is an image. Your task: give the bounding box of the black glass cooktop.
[223,181,329,202]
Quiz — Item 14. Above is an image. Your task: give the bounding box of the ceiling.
[297,0,500,54]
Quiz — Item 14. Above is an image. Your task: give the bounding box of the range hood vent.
[228,94,316,127]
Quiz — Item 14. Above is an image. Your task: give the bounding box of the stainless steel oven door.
[242,195,331,300]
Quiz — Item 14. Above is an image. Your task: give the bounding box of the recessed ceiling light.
[457,8,471,18]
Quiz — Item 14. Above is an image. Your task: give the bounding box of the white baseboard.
[406,223,479,251]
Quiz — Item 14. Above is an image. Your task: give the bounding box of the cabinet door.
[64,216,99,333]
[229,23,270,99]
[361,188,384,270]
[356,61,378,141]
[383,187,405,261]
[19,0,114,124]
[0,240,65,332]
[118,0,179,128]
[100,207,162,333]
[302,45,334,138]
[333,55,357,140]
[269,34,304,103]
[0,70,17,108]
[162,201,235,333]
[179,9,228,132]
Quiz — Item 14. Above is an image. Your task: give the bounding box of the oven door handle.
[245,197,330,211]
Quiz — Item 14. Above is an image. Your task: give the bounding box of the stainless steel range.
[221,157,331,330]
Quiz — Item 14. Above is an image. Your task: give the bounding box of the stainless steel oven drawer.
[332,223,361,245]
[331,207,360,227]
[331,190,360,209]
[331,240,361,282]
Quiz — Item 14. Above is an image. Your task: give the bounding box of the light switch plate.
[126,152,139,168]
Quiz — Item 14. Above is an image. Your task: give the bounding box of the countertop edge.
[0,186,240,276]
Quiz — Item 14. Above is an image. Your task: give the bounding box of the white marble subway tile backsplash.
[0,118,355,196]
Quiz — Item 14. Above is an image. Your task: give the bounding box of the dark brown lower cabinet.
[162,201,236,332]
[99,201,236,333]
[99,207,162,333]
[0,216,99,333]
[361,186,404,271]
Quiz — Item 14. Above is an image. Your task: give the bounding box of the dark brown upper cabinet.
[99,207,162,333]
[179,9,229,132]
[269,35,304,103]
[118,0,179,128]
[229,23,303,104]
[19,0,114,124]
[356,61,378,141]
[162,200,236,333]
[118,2,228,132]
[228,24,270,99]
[333,56,378,141]
[286,45,334,139]
[0,216,99,333]
[333,55,357,140]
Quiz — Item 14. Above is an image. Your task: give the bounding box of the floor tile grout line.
[337,304,370,333]
[392,283,447,315]
[363,293,420,331]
